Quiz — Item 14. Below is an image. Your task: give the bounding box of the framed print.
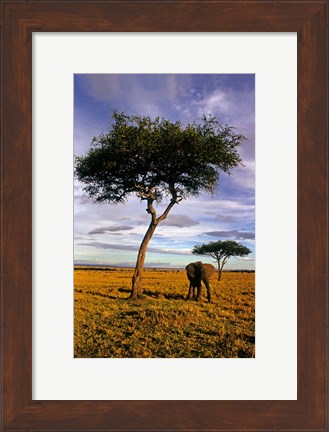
[33,33,296,401]
[1,1,327,431]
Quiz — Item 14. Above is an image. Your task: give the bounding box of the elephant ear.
[207,263,216,273]
[186,263,197,278]
[209,264,216,276]
[186,262,203,279]
[210,265,216,276]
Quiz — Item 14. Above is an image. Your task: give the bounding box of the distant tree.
[192,240,251,281]
[75,111,245,299]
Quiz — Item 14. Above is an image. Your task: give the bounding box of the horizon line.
[74,262,255,271]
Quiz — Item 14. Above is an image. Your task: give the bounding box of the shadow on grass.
[116,287,186,301]
[120,310,140,317]
[118,287,131,293]
[143,290,185,301]
[86,290,129,301]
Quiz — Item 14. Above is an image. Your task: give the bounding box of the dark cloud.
[78,242,138,251]
[203,230,254,240]
[74,194,91,205]
[74,234,96,241]
[161,215,199,227]
[88,225,134,234]
[214,214,237,223]
[77,241,189,255]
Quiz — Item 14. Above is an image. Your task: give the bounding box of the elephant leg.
[186,282,194,300]
[195,283,202,301]
[204,282,212,302]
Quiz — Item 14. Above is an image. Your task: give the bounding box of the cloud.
[202,230,255,240]
[74,194,91,205]
[161,215,200,228]
[78,242,137,251]
[213,214,237,223]
[74,259,96,264]
[230,160,255,191]
[193,90,231,118]
[236,256,255,261]
[77,241,190,256]
[80,74,191,117]
[88,225,134,234]
[177,198,255,222]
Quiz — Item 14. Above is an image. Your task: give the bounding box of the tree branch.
[222,256,229,267]
[146,199,157,224]
[134,182,159,202]
[156,199,176,223]
[156,186,181,223]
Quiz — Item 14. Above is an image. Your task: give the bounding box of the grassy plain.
[74,267,255,358]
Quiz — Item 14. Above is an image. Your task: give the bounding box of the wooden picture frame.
[1,1,327,430]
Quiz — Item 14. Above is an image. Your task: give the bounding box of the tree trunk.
[130,192,177,299]
[130,221,157,299]
[217,259,223,281]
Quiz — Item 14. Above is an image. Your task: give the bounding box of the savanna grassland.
[74,267,255,358]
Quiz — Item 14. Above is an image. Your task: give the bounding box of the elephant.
[185,261,216,302]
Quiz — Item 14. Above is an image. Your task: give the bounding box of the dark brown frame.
[1,1,328,431]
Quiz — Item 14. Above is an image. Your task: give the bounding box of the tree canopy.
[192,240,251,280]
[75,111,245,298]
[75,111,244,205]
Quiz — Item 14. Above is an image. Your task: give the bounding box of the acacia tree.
[75,111,245,299]
[192,240,251,281]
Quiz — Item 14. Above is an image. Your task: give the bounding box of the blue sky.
[74,74,255,269]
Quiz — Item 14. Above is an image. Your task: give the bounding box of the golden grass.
[74,267,255,358]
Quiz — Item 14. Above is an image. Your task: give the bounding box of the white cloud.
[231,160,255,191]
[193,90,231,118]
[80,74,191,118]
